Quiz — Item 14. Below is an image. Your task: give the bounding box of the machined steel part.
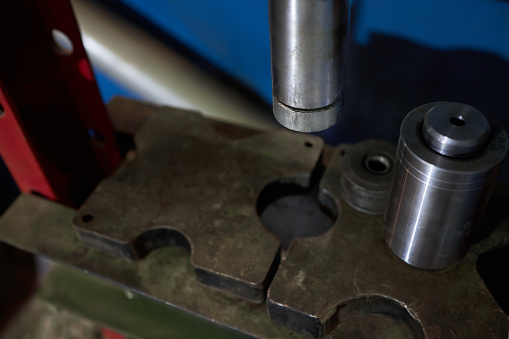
[339,140,396,214]
[0,99,508,338]
[421,102,492,157]
[385,102,508,270]
[267,144,509,337]
[269,0,349,132]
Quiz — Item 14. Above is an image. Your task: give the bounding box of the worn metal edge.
[37,264,251,339]
[0,194,308,339]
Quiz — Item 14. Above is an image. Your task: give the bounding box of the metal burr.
[268,0,349,132]
[385,102,508,269]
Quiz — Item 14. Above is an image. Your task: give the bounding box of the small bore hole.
[0,102,4,118]
[305,141,313,148]
[340,150,346,156]
[51,29,74,55]
[449,116,465,126]
[364,154,392,175]
[82,214,93,223]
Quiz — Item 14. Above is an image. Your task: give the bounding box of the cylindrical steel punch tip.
[269,0,349,132]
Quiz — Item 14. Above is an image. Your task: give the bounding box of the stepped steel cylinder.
[385,102,508,270]
[269,0,349,132]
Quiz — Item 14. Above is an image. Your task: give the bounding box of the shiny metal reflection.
[385,102,508,269]
[421,102,491,157]
[269,0,349,132]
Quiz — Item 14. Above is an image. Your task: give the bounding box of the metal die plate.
[72,107,324,303]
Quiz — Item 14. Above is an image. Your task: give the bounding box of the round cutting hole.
[305,141,313,148]
[364,154,392,175]
[331,296,425,338]
[257,182,337,250]
[51,29,74,55]
[449,116,465,126]
[82,214,93,223]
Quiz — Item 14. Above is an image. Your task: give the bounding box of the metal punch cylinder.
[385,102,508,270]
[269,0,349,132]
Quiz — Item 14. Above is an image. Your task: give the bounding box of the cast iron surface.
[267,145,509,337]
[0,194,306,339]
[0,194,422,339]
[72,106,323,303]
[1,100,508,338]
[3,192,508,338]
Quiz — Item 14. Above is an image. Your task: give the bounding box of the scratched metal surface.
[72,106,324,303]
[1,100,508,337]
[267,146,509,337]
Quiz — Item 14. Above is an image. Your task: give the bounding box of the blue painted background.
[96,0,509,105]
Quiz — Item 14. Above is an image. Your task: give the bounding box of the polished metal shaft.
[385,102,508,270]
[269,0,349,132]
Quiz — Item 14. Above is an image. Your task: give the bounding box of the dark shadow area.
[332,295,425,339]
[321,33,509,182]
[134,228,191,259]
[0,157,20,215]
[0,243,36,334]
[477,246,509,315]
[472,182,509,244]
[257,181,337,250]
[331,313,415,339]
[1,153,36,336]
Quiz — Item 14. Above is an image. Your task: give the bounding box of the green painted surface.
[38,264,251,339]
[0,195,306,338]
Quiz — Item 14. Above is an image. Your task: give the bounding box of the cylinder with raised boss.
[385,102,508,269]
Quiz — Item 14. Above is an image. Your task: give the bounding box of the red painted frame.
[0,0,121,207]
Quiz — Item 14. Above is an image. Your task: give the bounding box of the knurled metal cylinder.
[385,102,508,270]
[269,0,349,132]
